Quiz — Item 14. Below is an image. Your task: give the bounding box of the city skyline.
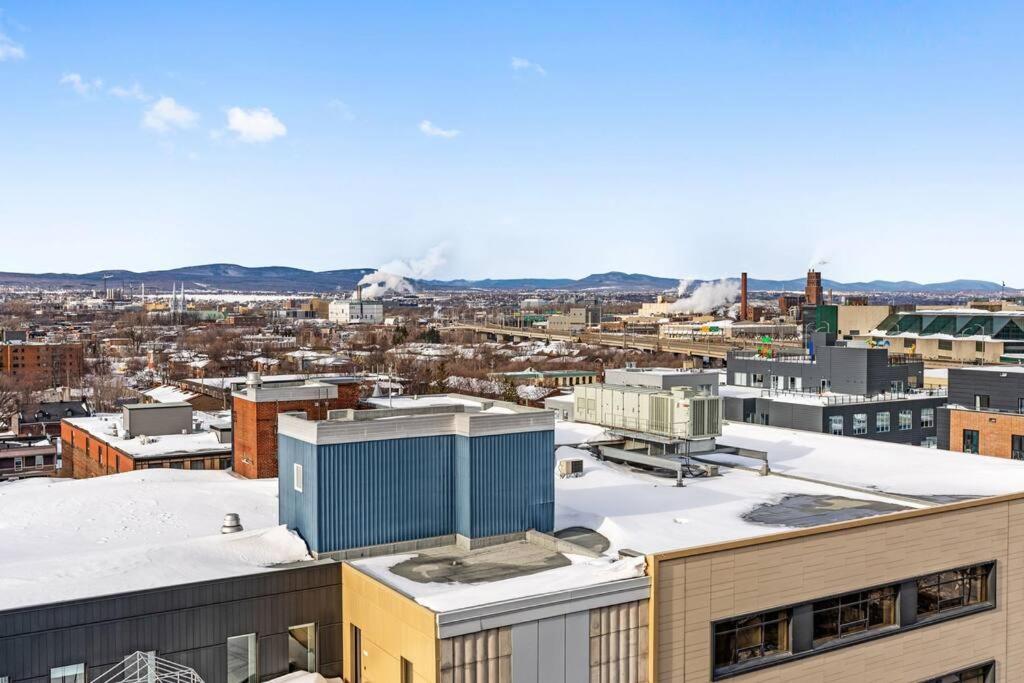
[2,1,1023,282]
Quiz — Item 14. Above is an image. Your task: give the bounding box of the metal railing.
[760,387,947,405]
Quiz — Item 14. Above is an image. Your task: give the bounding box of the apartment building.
[723,334,945,446]
[0,340,85,386]
[937,366,1024,459]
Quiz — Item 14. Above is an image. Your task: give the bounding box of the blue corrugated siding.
[458,431,556,537]
[280,429,556,554]
[278,435,319,551]
[315,435,457,552]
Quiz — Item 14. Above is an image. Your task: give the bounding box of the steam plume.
[669,279,740,315]
[355,243,449,299]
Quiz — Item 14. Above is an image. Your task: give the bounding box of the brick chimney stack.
[740,272,749,321]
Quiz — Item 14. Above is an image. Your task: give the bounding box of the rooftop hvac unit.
[558,458,584,478]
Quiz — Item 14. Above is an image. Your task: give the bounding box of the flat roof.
[65,414,231,459]
[354,419,1024,614]
[0,470,310,610]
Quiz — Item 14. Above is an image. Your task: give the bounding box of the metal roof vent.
[246,371,263,389]
[221,513,243,534]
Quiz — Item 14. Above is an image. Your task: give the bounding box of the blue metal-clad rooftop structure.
[277,396,555,556]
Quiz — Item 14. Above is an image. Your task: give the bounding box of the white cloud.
[110,82,150,102]
[419,120,460,139]
[511,56,546,76]
[142,96,199,133]
[327,98,355,121]
[226,106,287,143]
[0,32,24,61]
[59,73,103,95]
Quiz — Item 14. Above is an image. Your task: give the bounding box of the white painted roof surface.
[718,422,1024,498]
[64,414,230,458]
[0,470,310,610]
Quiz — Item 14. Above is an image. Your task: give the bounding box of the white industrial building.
[328,299,384,324]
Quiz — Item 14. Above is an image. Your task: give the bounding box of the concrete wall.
[650,497,1024,682]
[605,368,719,392]
[836,305,892,337]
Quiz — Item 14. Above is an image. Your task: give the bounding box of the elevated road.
[451,323,797,360]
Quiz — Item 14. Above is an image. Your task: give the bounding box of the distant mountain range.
[0,264,1014,295]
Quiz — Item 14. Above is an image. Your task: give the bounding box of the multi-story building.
[8,400,91,438]
[60,402,233,477]
[12,393,1024,682]
[328,299,384,324]
[546,305,600,334]
[488,368,599,388]
[231,372,362,479]
[723,334,946,445]
[937,366,1024,459]
[859,308,1024,363]
[0,340,84,386]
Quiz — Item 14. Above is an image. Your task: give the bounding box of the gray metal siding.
[314,435,456,552]
[279,435,319,552]
[948,368,1024,411]
[0,563,342,683]
[510,613,589,683]
[819,399,944,445]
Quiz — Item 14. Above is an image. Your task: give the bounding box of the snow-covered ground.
[0,470,309,610]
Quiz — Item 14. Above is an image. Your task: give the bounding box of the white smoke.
[668,279,741,315]
[355,243,449,299]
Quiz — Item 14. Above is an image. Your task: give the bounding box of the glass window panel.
[50,665,85,683]
[227,633,258,683]
[288,623,316,672]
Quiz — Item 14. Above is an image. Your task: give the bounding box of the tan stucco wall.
[651,497,1024,682]
[836,305,892,337]
[342,563,438,683]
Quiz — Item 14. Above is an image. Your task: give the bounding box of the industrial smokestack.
[740,273,749,321]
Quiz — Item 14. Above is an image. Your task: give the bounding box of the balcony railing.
[760,388,947,405]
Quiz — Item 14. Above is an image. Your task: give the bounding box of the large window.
[734,372,747,386]
[852,413,867,435]
[812,586,897,646]
[938,339,953,351]
[227,633,258,683]
[923,662,993,683]
[1013,435,1024,461]
[294,463,303,493]
[876,412,891,433]
[713,609,790,670]
[921,408,935,429]
[401,658,414,683]
[712,562,997,677]
[51,665,85,683]
[899,410,913,431]
[829,415,844,436]
[975,395,990,410]
[963,429,980,454]
[288,623,316,672]
[917,564,991,619]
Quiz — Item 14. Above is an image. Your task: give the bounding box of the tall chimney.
[740,272,749,321]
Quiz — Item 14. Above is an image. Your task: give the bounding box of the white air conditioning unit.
[558,458,584,478]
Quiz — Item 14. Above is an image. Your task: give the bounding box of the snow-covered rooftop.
[143,385,199,404]
[353,418,1024,614]
[0,470,310,610]
[65,414,230,459]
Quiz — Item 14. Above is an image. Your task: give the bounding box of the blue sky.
[1,1,1022,282]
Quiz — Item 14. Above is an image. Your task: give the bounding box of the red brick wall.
[948,409,1024,459]
[61,422,122,478]
[232,383,361,479]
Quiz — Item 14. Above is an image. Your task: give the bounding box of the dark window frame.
[919,660,995,683]
[711,561,996,680]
